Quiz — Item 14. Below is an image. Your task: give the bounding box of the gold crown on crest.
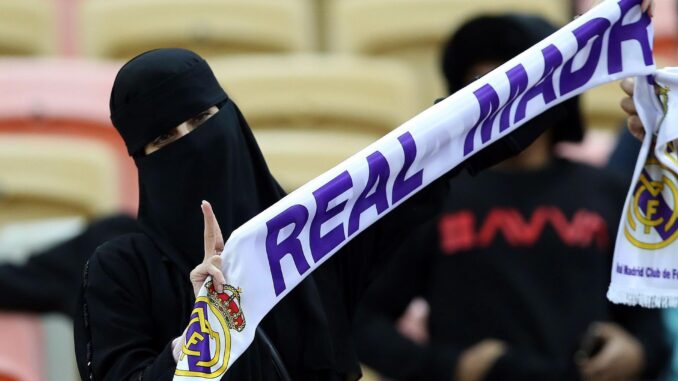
[206,280,246,332]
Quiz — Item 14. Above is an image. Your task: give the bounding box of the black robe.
[74,179,449,381]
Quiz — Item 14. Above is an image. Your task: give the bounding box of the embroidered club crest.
[625,148,678,250]
[174,280,245,378]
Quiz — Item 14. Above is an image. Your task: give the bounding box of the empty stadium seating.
[0,58,114,123]
[80,0,315,59]
[0,135,119,227]
[212,54,420,133]
[254,130,376,191]
[0,0,56,56]
[0,58,138,213]
[325,0,570,109]
[210,54,420,189]
[0,314,43,381]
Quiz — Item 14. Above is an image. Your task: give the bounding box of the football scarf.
[608,68,678,307]
[175,0,655,378]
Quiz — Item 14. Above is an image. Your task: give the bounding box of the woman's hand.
[189,200,226,297]
[605,0,654,141]
[620,78,646,141]
[578,322,645,381]
[455,340,507,381]
[640,0,655,16]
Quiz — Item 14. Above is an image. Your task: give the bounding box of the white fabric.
[172,336,183,363]
[608,67,678,307]
[175,1,656,378]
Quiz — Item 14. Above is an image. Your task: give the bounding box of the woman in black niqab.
[110,48,284,272]
[73,48,540,381]
[74,48,419,381]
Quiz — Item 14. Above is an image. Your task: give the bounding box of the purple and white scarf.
[175,1,655,378]
[607,67,678,308]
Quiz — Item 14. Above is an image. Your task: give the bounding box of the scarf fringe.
[607,287,678,308]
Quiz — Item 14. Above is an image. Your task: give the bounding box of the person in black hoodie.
[0,214,138,318]
[354,14,671,381]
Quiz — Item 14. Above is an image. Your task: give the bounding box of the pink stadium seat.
[651,0,678,61]
[54,0,80,56]
[0,314,43,381]
[0,58,138,213]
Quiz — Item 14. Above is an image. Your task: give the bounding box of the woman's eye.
[192,112,211,124]
[152,132,174,146]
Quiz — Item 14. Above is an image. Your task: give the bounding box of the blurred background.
[0,0,677,380]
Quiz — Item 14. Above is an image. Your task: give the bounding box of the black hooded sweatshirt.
[0,214,138,317]
[72,48,554,381]
[354,14,670,381]
[354,163,670,381]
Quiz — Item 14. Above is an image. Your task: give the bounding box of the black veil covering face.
[110,48,284,271]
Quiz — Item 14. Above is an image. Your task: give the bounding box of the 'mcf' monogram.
[182,303,222,366]
[438,207,609,255]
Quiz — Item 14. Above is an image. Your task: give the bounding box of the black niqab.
[110,48,284,270]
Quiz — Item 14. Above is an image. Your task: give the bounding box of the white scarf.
[175,1,655,378]
[607,67,678,307]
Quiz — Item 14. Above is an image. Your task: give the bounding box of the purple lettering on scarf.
[309,171,352,262]
[392,132,423,204]
[464,65,529,156]
[514,44,563,124]
[560,18,610,95]
[463,84,501,155]
[348,151,391,236]
[607,0,653,75]
[266,204,311,295]
[499,64,529,132]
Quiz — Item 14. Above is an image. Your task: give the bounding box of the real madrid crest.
[625,149,678,250]
[175,280,245,378]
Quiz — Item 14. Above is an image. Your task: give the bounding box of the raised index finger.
[202,200,224,260]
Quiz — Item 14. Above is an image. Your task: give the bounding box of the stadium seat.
[210,54,420,189]
[643,0,677,60]
[53,0,80,56]
[255,130,376,191]
[325,0,570,109]
[581,81,625,131]
[0,135,119,227]
[80,0,315,59]
[0,0,56,56]
[0,58,115,124]
[0,58,138,213]
[0,313,43,381]
[211,54,420,135]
